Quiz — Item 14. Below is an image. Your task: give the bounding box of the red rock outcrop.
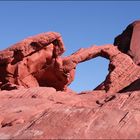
[63,44,140,93]
[114,20,140,65]
[0,87,139,139]
[1,33,140,93]
[0,32,75,91]
[0,20,140,139]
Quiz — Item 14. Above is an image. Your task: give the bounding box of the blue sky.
[0,1,140,92]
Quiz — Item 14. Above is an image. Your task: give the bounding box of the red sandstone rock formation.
[0,87,139,139]
[0,32,140,93]
[0,32,75,91]
[63,44,140,93]
[114,20,140,65]
[0,20,140,139]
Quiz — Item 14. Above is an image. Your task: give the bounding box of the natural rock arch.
[0,32,140,94]
[62,44,140,93]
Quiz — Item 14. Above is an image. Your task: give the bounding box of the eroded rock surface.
[0,32,75,91]
[0,87,139,139]
[114,20,140,65]
[0,32,140,93]
[63,44,140,93]
[0,20,140,139]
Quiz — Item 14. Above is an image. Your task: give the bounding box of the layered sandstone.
[0,87,139,139]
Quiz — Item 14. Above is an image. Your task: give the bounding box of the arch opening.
[68,57,109,92]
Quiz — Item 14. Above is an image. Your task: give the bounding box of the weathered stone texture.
[0,20,140,139]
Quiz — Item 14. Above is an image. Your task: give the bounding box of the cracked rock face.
[0,20,140,139]
[0,88,140,139]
